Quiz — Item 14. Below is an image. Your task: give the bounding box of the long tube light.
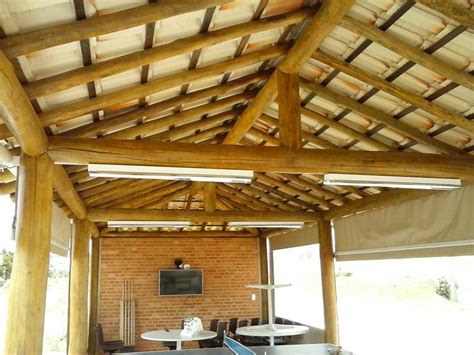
[323,174,461,190]
[107,221,191,228]
[88,164,253,184]
[228,222,305,229]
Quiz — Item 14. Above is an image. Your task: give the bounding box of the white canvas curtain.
[334,185,474,260]
[270,225,319,251]
[50,203,72,257]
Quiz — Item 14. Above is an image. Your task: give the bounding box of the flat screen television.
[159,269,203,296]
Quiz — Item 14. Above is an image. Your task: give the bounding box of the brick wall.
[97,237,262,352]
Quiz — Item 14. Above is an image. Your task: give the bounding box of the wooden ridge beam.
[100,231,257,238]
[311,50,474,134]
[300,79,465,155]
[224,0,356,144]
[415,1,474,30]
[339,16,474,91]
[48,138,474,180]
[23,8,313,99]
[0,1,231,59]
[87,208,320,223]
[0,44,287,140]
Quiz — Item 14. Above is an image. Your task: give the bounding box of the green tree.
[0,249,14,281]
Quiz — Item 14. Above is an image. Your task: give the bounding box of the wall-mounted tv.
[159,269,203,296]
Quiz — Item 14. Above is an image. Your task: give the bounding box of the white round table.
[141,329,216,350]
[236,324,309,346]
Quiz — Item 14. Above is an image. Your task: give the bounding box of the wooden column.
[204,182,216,214]
[318,220,339,345]
[259,237,269,323]
[87,237,100,355]
[5,153,54,354]
[277,69,302,151]
[68,219,91,355]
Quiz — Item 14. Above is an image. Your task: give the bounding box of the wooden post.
[5,153,53,354]
[259,237,269,323]
[68,219,91,355]
[87,237,100,355]
[277,69,302,151]
[318,220,339,345]
[204,183,217,214]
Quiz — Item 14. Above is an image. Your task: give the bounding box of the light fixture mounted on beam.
[323,174,462,190]
[88,164,253,184]
[228,221,305,229]
[107,221,191,228]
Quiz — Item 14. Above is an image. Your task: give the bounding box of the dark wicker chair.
[95,323,132,354]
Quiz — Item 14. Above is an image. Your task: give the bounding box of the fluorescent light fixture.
[228,221,305,229]
[88,164,253,184]
[323,174,461,190]
[107,221,191,228]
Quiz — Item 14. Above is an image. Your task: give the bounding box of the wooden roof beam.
[258,114,341,150]
[87,208,321,223]
[414,1,474,30]
[0,44,287,140]
[216,184,279,211]
[339,16,474,91]
[48,138,474,180]
[23,8,314,99]
[224,0,357,144]
[0,51,87,219]
[106,92,254,140]
[100,231,257,238]
[300,79,465,155]
[277,70,302,150]
[0,1,231,59]
[65,71,268,138]
[311,50,474,134]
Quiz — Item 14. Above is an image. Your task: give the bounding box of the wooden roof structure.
[0,0,473,239]
[1,1,473,353]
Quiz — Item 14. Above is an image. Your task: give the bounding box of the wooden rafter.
[339,16,474,91]
[300,79,465,155]
[224,0,357,144]
[311,50,474,134]
[0,1,231,59]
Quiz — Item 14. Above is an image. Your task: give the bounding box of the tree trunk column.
[5,153,54,355]
[68,219,90,355]
[259,237,269,323]
[318,220,339,345]
[87,237,100,355]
